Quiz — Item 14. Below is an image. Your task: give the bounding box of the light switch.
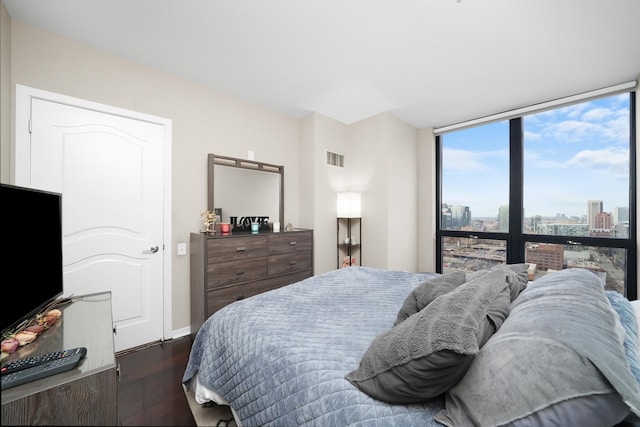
[177,243,187,256]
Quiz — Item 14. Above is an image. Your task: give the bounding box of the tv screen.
[1,183,64,334]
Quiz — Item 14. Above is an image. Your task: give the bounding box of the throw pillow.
[394,270,466,326]
[468,263,529,302]
[345,268,511,403]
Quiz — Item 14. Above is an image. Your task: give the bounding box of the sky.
[442,93,631,219]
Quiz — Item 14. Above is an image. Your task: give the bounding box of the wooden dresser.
[190,229,313,333]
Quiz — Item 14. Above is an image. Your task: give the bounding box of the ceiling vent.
[326,151,344,168]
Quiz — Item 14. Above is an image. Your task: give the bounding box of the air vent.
[326,151,344,168]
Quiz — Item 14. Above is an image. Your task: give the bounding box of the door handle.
[143,245,160,254]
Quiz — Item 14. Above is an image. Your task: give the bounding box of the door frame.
[14,84,173,342]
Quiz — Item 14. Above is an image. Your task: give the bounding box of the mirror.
[208,154,284,230]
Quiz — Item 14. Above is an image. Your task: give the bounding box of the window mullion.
[508,118,524,264]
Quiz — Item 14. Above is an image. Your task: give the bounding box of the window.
[437,92,636,298]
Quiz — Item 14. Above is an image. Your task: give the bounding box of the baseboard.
[173,326,192,339]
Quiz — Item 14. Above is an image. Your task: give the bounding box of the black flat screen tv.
[1,183,64,334]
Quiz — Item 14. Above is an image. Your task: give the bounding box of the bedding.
[434,268,640,426]
[345,267,512,403]
[182,266,640,427]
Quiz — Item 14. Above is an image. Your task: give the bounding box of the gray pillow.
[345,268,511,403]
[468,263,529,302]
[394,270,466,326]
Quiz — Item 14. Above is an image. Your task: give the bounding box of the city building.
[526,243,564,271]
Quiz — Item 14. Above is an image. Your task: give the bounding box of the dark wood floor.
[116,335,197,426]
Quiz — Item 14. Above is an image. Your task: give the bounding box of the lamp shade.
[337,192,361,218]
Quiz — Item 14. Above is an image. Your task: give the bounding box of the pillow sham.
[435,268,640,427]
[467,263,529,302]
[346,268,511,403]
[394,270,466,326]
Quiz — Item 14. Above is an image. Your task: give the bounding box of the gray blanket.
[182,267,640,427]
[436,268,640,426]
[183,267,444,426]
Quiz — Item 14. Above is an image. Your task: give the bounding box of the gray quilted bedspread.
[182,266,444,427]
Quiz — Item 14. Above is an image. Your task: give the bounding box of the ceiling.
[3,0,640,129]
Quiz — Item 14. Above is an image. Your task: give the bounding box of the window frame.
[435,93,637,299]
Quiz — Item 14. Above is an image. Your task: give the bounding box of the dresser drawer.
[192,230,313,335]
[207,257,267,289]
[268,231,313,255]
[268,251,312,276]
[206,278,288,314]
[207,235,267,263]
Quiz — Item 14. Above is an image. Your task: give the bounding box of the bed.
[182,265,640,426]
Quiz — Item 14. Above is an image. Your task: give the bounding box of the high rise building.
[595,212,612,229]
[530,215,542,233]
[613,206,629,226]
[587,200,603,230]
[451,205,471,229]
[498,205,509,232]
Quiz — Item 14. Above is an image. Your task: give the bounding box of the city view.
[439,94,631,294]
[441,200,629,294]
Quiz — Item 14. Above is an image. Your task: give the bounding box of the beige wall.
[347,113,421,271]
[299,113,350,274]
[1,16,431,338]
[4,19,304,336]
[0,3,11,183]
[418,127,437,273]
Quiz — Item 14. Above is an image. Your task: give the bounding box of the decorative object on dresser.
[190,230,314,334]
[337,192,361,268]
[201,210,217,234]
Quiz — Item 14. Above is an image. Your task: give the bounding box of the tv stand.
[1,292,117,425]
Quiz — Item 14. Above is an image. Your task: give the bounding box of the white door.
[14,85,172,352]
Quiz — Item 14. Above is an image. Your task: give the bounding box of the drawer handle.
[236,247,246,252]
[289,241,297,246]
[235,270,245,275]
[289,260,297,265]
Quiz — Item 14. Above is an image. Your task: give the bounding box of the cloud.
[527,97,629,145]
[568,148,628,168]
[523,129,541,140]
[582,107,613,121]
[443,148,488,172]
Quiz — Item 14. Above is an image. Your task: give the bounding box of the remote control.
[1,348,87,390]
[1,347,87,376]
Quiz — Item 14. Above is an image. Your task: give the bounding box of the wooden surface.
[1,292,117,426]
[116,337,198,426]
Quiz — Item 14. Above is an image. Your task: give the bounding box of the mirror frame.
[208,153,284,226]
